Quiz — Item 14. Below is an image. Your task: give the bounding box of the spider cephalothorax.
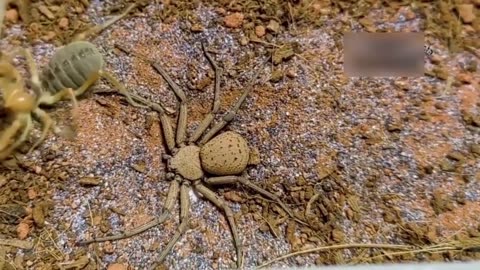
[78,43,295,269]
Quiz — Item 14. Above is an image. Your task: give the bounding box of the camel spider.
[0,2,166,160]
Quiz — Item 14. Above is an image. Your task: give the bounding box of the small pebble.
[239,36,248,46]
[190,23,204,32]
[107,263,128,270]
[37,5,55,20]
[470,144,480,155]
[216,7,226,15]
[456,73,472,84]
[32,204,45,227]
[5,8,19,23]
[224,12,244,28]
[457,4,475,23]
[59,17,69,30]
[41,31,56,41]
[255,25,266,37]
[446,151,465,161]
[267,19,280,33]
[404,9,416,20]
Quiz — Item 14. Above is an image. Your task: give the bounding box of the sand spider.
[78,43,296,269]
[0,2,164,160]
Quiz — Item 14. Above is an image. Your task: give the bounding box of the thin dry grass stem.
[86,200,103,270]
[257,243,413,268]
[358,237,479,265]
[33,229,65,261]
[366,237,480,262]
[304,193,319,218]
[0,238,33,249]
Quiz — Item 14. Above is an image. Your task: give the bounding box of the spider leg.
[194,182,243,268]
[0,114,30,159]
[27,108,54,155]
[197,56,269,146]
[13,47,41,95]
[129,94,176,153]
[189,42,223,143]
[151,61,188,147]
[77,177,180,245]
[205,175,296,220]
[104,44,180,152]
[198,85,252,146]
[97,70,153,110]
[152,181,191,268]
[0,117,23,152]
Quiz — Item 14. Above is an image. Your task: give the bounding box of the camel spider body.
[78,43,295,269]
[0,2,163,160]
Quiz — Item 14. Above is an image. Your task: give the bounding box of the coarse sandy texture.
[0,1,480,270]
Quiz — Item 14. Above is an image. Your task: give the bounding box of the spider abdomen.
[41,41,104,93]
[200,131,250,175]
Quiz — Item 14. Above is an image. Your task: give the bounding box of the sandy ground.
[1,1,480,270]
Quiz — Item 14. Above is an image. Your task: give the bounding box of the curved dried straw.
[257,236,480,269]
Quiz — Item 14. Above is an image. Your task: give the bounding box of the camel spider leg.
[27,108,54,154]
[0,116,23,152]
[70,2,150,110]
[0,115,30,158]
[17,47,41,94]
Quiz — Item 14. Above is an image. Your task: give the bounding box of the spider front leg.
[194,182,243,269]
[99,70,154,109]
[77,177,180,244]
[204,175,296,220]
[152,181,191,269]
[128,94,177,153]
[150,62,188,146]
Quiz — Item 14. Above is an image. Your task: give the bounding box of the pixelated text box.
[344,32,424,77]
